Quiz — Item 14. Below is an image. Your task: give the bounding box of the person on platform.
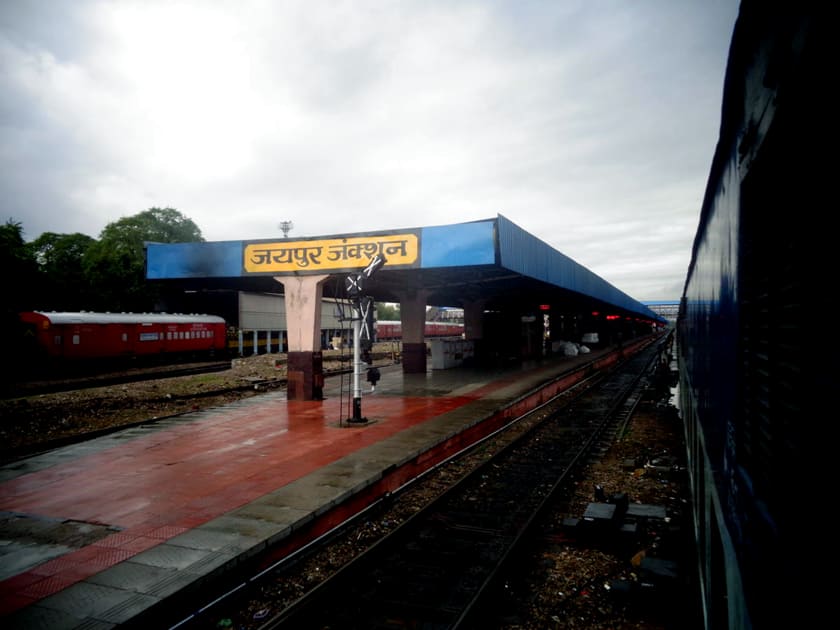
[366,366,381,392]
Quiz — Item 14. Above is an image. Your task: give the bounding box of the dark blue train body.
[677,3,830,629]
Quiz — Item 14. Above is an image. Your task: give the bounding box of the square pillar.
[274,274,329,400]
[398,289,429,374]
[286,351,324,401]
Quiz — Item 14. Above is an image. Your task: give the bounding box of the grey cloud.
[0,0,740,301]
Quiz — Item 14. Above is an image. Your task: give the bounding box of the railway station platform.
[0,342,636,629]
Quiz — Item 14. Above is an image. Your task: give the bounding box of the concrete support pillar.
[274,274,330,400]
[558,312,580,342]
[463,299,486,365]
[463,300,485,341]
[398,289,429,374]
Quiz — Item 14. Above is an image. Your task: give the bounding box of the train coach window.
[54,335,61,345]
[73,334,80,345]
[122,333,128,342]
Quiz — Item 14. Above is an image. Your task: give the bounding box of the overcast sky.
[1,0,739,301]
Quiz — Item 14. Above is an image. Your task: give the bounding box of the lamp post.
[279,220,294,238]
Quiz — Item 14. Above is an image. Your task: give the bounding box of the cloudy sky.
[1,0,740,301]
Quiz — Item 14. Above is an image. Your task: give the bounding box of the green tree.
[83,207,204,312]
[98,206,203,247]
[1,219,40,313]
[1,219,41,363]
[30,232,96,310]
[376,302,400,321]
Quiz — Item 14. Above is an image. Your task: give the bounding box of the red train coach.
[18,311,227,361]
[376,320,464,340]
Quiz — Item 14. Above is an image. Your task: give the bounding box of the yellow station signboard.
[244,233,418,274]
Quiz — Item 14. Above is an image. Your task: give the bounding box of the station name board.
[243,233,419,274]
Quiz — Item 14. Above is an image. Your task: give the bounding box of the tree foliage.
[1,219,39,313]
[376,302,400,321]
[82,207,204,312]
[30,232,96,310]
[98,207,204,257]
[2,220,41,357]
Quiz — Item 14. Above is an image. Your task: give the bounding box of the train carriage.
[18,311,227,362]
[676,3,828,629]
[375,320,464,340]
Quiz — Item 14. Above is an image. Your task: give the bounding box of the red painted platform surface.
[0,371,515,617]
[0,339,642,629]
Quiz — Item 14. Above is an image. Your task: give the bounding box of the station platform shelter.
[145,214,664,401]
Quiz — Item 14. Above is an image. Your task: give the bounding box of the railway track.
[7,360,234,398]
[8,348,394,399]
[170,341,666,630]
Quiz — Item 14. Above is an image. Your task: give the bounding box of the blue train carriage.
[676,3,828,629]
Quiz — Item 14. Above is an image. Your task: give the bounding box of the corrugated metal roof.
[145,215,662,322]
[496,215,659,319]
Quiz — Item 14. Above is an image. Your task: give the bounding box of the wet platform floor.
[1,347,621,629]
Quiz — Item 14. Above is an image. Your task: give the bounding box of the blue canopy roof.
[146,215,662,322]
